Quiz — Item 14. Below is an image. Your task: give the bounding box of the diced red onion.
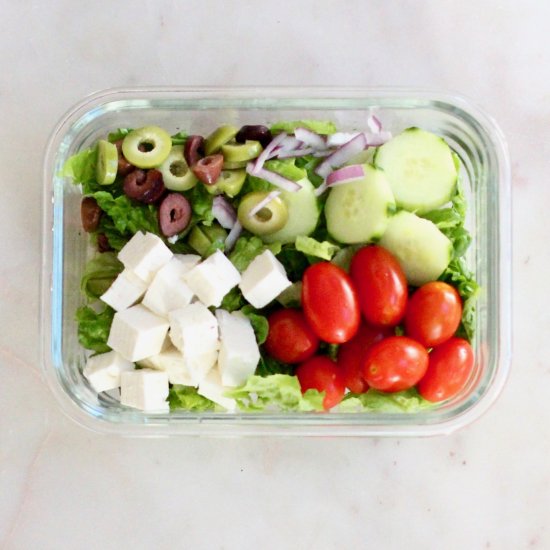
[364,130,392,146]
[315,133,367,179]
[224,220,243,252]
[277,147,315,158]
[247,190,282,218]
[313,150,332,158]
[314,182,329,197]
[367,114,383,134]
[326,164,365,186]
[246,163,301,192]
[251,132,288,174]
[294,127,327,150]
[212,195,237,229]
[326,132,361,148]
[278,136,303,152]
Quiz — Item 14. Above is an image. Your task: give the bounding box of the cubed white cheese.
[198,367,237,412]
[239,250,291,308]
[120,369,169,411]
[183,250,241,307]
[168,303,219,384]
[139,345,195,386]
[83,351,134,393]
[174,253,201,271]
[100,269,148,312]
[142,256,196,318]
[107,304,169,362]
[216,310,260,387]
[118,231,173,284]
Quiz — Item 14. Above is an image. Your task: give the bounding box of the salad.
[64,115,479,414]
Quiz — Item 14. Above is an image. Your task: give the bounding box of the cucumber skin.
[379,210,453,287]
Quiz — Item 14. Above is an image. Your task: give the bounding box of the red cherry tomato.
[337,323,391,393]
[418,337,475,402]
[264,309,320,364]
[301,262,360,344]
[350,245,408,326]
[363,336,429,392]
[296,355,346,410]
[405,282,462,347]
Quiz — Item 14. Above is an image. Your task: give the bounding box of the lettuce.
[295,235,339,261]
[107,128,132,142]
[240,305,269,345]
[269,120,337,135]
[189,184,215,226]
[168,385,216,411]
[263,159,306,182]
[225,374,324,412]
[61,146,98,192]
[80,253,123,300]
[170,131,188,145]
[76,305,115,353]
[337,388,433,413]
[228,235,281,272]
[255,355,293,377]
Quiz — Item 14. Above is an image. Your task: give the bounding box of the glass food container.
[40,87,511,436]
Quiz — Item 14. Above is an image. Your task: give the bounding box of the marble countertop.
[1,1,548,548]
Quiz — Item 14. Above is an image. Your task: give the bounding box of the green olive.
[96,140,118,185]
[222,160,248,169]
[205,169,246,197]
[188,223,228,257]
[121,126,172,168]
[237,192,289,236]
[204,125,238,156]
[158,145,197,191]
[221,140,262,163]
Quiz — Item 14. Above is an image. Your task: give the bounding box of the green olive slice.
[204,125,238,156]
[205,169,246,197]
[188,223,227,257]
[221,140,262,163]
[222,160,248,169]
[121,126,172,168]
[158,145,197,191]
[237,191,289,236]
[96,140,118,185]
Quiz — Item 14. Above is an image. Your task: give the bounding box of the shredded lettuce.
[337,388,433,413]
[295,235,339,261]
[270,120,337,135]
[61,146,98,188]
[255,355,293,377]
[240,305,269,345]
[107,128,132,142]
[228,235,281,272]
[225,374,324,412]
[263,159,306,182]
[168,385,215,411]
[76,305,115,353]
[170,131,188,145]
[189,184,215,226]
[80,252,123,300]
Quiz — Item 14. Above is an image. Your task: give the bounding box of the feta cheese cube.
[142,256,196,318]
[118,231,173,284]
[174,253,201,271]
[100,269,148,311]
[239,250,291,308]
[139,345,195,386]
[216,310,260,387]
[83,351,134,393]
[198,368,237,412]
[168,303,219,384]
[107,304,169,362]
[120,369,169,411]
[183,250,241,307]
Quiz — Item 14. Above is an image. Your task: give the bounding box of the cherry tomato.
[418,338,475,402]
[264,309,320,364]
[337,323,391,393]
[363,336,429,392]
[296,356,346,410]
[405,282,462,347]
[350,245,408,326]
[301,262,360,344]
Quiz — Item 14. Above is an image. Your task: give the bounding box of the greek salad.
[63,115,479,413]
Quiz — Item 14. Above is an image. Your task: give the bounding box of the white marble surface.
[1,1,548,548]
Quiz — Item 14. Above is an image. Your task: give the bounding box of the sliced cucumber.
[374,128,457,214]
[379,210,452,287]
[96,140,118,185]
[262,178,319,244]
[325,164,395,244]
[344,147,376,166]
[158,145,197,191]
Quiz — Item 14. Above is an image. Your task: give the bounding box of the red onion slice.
[326,132,361,148]
[212,195,237,229]
[224,220,243,252]
[247,190,282,218]
[246,163,302,192]
[294,127,327,150]
[277,147,315,158]
[315,133,368,179]
[278,136,303,152]
[326,164,365,186]
[364,130,392,146]
[251,132,288,174]
[367,114,383,134]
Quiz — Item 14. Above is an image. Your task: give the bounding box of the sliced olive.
[237,191,288,236]
[188,223,227,257]
[158,193,192,237]
[221,140,262,163]
[205,169,246,197]
[96,233,113,252]
[121,126,172,169]
[96,140,118,185]
[114,140,134,176]
[192,154,223,185]
[158,145,197,191]
[236,125,272,148]
[184,135,205,167]
[204,125,238,156]
[222,160,248,169]
[81,197,101,232]
[123,169,165,204]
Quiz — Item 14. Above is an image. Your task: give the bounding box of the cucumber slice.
[158,145,197,191]
[379,210,453,287]
[325,164,395,244]
[262,178,320,244]
[96,140,118,185]
[122,126,172,169]
[374,128,457,214]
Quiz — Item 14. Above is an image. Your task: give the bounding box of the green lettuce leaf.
[76,305,115,353]
[108,128,132,142]
[294,155,324,187]
[276,245,309,280]
[240,305,269,345]
[189,184,215,225]
[295,235,339,261]
[80,253,123,300]
[225,374,324,412]
[263,159,306,182]
[255,354,293,377]
[228,235,281,272]
[170,131,188,145]
[220,287,245,312]
[62,146,98,186]
[337,388,433,413]
[168,385,216,411]
[270,120,337,135]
